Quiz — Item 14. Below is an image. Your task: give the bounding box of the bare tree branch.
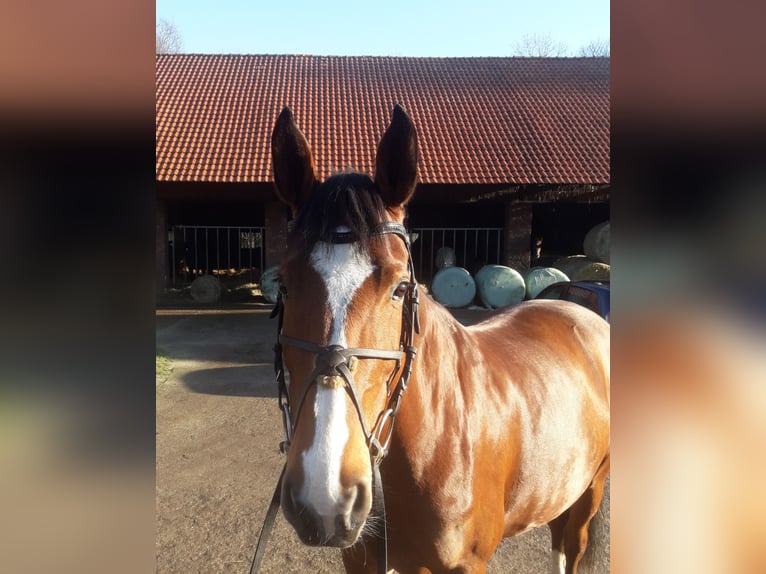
[578,38,610,57]
[513,33,568,57]
[157,19,183,54]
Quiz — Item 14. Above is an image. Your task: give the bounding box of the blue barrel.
[475,265,526,308]
[430,266,476,308]
[259,266,280,303]
[522,267,569,299]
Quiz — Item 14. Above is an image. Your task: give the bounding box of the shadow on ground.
[181,364,278,398]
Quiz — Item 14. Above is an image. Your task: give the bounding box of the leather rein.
[250,221,420,574]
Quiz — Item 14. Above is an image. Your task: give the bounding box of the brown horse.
[269,105,610,574]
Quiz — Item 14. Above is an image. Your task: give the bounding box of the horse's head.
[271,105,418,547]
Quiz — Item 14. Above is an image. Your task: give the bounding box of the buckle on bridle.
[371,407,396,461]
[368,435,388,463]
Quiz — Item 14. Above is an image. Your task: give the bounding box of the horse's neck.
[390,295,486,479]
[405,295,479,412]
[418,294,476,358]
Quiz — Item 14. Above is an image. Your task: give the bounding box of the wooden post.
[264,200,288,269]
[156,199,168,292]
[503,202,533,271]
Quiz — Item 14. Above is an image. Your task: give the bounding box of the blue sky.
[156,0,609,57]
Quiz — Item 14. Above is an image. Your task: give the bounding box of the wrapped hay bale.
[571,261,610,281]
[475,265,526,309]
[435,246,456,269]
[552,254,590,277]
[431,266,476,308]
[583,221,610,264]
[522,267,569,299]
[190,275,222,303]
[259,266,280,304]
[553,255,610,281]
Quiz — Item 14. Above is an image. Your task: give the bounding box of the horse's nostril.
[282,478,298,514]
[336,513,353,533]
[282,479,322,543]
[281,475,372,546]
[352,481,371,516]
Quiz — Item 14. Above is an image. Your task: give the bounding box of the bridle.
[250,221,420,574]
[274,221,419,460]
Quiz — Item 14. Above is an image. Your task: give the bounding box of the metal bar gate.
[410,227,503,283]
[167,225,266,288]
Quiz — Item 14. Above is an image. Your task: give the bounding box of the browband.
[286,220,411,246]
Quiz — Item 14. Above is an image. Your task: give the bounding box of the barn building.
[156,54,609,294]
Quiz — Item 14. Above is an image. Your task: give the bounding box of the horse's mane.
[290,171,390,252]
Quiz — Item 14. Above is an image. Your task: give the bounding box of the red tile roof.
[156,55,609,185]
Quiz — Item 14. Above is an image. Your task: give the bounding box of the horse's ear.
[271,107,317,214]
[375,104,418,208]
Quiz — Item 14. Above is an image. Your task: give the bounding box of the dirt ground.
[156,302,609,573]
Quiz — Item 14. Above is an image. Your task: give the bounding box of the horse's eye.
[392,281,409,301]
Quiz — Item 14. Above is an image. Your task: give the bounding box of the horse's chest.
[384,444,491,567]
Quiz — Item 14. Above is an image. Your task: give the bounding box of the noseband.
[251,222,419,573]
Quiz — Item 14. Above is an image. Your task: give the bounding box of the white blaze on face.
[300,229,374,531]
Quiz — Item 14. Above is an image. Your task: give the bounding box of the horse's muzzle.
[280,476,371,548]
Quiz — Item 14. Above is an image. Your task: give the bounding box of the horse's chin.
[283,501,367,548]
[324,534,362,549]
[281,469,374,549]
[295,526,363,548]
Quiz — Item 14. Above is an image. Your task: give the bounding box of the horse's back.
[472,299,609,396]
[473,298,608,337]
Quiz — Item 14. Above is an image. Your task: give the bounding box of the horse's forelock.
[291,172,389,252]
